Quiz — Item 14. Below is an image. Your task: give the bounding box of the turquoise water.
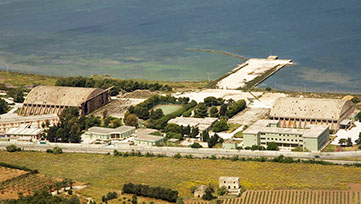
[0,0,360,93]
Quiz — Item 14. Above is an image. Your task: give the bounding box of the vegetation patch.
[1,151,361,201]
[152,104,183,115]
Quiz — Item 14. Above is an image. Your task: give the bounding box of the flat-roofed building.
[243,120,329,152]
[222,139,238,149]
[269,97,354,132]
[219,177,241,194]
[168,117,218,132]
[5,124,44,142]
[81,126,135,143]
[20,86,111,116]
[0,114,59,134]
[134,135,164,146]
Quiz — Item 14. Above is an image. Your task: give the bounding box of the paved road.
[1,142,361,162]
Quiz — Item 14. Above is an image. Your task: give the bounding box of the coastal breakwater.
[216,56,293,90]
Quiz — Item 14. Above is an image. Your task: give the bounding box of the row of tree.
[122,183,178,202]
[55,76,172,95]
[192,99,246,119]
[165,123,199,139]
[5,190,80,204]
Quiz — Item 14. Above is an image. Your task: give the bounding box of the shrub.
[46,149,54,153]
[6,145,21,152]
[217,186,228,196]
[52,147,63,154]
[190,143,202,148]
[212,120,229,132]
[266,142,279,151]
[173,153,182,159]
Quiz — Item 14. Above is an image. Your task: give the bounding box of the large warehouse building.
[269,97,355,132]
[20,86,111,116]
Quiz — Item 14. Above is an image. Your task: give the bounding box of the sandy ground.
[217,58,293,89]
[249,92,287,109]
[173,89,263,103]
[229,108,269,125]
[332,121,361,145]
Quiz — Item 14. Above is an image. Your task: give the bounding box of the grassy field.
[1,152,361,203]
[0,71,59,87]
[152,104,183,115]
[0,70,208,90]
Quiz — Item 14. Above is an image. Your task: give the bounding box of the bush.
[173,153,182,159]
[190,142,202,148]
[166,132,182,140]
[46,149,53,153]
[6,145,21,152]
[52,147,63,154]
[266,142,279,151]
[217,186,228,196]
[212,120,229,132]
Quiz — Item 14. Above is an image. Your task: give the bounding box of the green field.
[152,104,183,115]
[1,152,361,203]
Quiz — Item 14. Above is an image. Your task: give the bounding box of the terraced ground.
[186,190,361,204]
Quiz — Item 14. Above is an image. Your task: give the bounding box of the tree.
[132,195,137,204]
[124,114,138,127]
[52,147,63,154]
[201,130,209,142]
[202,185,216,200]
[208,134,221,148]
[339,138,347,146]
[8,88,24,103]
[212,120,229,132]
[194,103,208,118]
[176,197,184,204]
[210,106,219,117]
[6,145,21,152]
[356,133,361,145]
[356,112,361,121]
[204,97,223,107]
[134,105,149,120]
[346,137,353,147]
[165,123,181,134]
[217,186,228,196]
[190,143,202,148]
[266,142,279,151]
[150,109,164,120]
[0,98,8,114]
[190,127,199,138]
[225,100,246,118]
[219,104,227,116]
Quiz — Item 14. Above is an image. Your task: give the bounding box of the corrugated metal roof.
[270,97,353,120]
[24,86,105,106]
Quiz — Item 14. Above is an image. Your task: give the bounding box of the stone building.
[20,86,111,116]
[219,177,240,194]
[193,185,207,198]
[243,120,329,151]
[269,97,354,132]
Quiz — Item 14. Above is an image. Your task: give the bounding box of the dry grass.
[0,167,28,183]
[0,71,59,87]
[1,151,361,203]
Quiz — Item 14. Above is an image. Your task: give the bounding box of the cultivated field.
[1,152,361,203]
[152,104,183,115]
[186,190,361,204]
[0,167,28,183]
[0,174,57,199]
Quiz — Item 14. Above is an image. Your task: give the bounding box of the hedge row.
[122,183,178,202]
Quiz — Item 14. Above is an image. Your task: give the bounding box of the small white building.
[5,124,44,142]
[81,126,135,143]
[134,135,164,146]
[219,177,241,195]
[168,117,218,132]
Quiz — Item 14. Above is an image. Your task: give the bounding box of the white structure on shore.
[217,56,293,90]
